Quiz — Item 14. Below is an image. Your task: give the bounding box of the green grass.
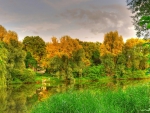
[31,85,150,113]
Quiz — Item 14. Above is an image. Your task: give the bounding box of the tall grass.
[32,85,150,113]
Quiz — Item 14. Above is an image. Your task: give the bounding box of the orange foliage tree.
[46,36,82,59]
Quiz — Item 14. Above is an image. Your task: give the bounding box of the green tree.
[115,53,126,78]
[24,52,37,70]
[0,25,35,84]
[83,65,105,80]
[127,0,150,37]
[23,36,46,65]
[79,41,101,66]
[4,37,26,82]
[0,42,8,86]
[101,54,115,76]
[125,38,149,71]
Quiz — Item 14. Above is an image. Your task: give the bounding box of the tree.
[46,36,83,80]
[0,42,8,86]
[80,41,101,66]
[0,25,7,41]
[0,25,36,84]
[139,16,150,29]
[127,0,150,37]
[101,54,115,76]
[100,31,124,56]
[125,38,145,49]
[24,52,37,69]
[125,38,149,71]
[23,36,46,66]
[3,31,18,44]
[99,31,124,77]
[115,53,126,78]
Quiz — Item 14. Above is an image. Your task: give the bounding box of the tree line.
[0,25,149,86]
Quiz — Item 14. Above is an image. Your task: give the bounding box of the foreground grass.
[32,85,150,113]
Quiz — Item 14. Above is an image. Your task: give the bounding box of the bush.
[11,69,35,83]
[122,69,146,79]
[83,65,105,80]
[132,70,146,78]
[122,69,133,79]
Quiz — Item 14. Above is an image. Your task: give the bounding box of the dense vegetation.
[0,25,35,86]
[0,25,150,86]
[31,85,150,113]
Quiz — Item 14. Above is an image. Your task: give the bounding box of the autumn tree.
[100,31,124,76]
[100,31,124,56]
[46,36,83,80]
[0,25,7,41]
[3,31,18,44]
[125,38,149,70]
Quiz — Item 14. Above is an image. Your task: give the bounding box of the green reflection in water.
[0,79,150,113]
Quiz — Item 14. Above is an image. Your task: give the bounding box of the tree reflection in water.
[0,79,150,113]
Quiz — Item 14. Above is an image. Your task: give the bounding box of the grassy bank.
[31,85,150,113]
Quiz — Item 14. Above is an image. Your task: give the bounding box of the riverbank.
[9,70,150,85]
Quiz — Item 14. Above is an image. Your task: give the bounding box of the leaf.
[0,59,3,64]
[139,16,150,28]
[147,23,150,29]
[148,59,150,64]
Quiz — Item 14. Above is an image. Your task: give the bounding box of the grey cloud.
[59,4,134,37]
[33,30,38,34]
[42,0,90,8]
[0,0,136,42]
[15,22,60,32]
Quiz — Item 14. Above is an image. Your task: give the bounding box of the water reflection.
[0,84,38,113]
[0,79,150,113]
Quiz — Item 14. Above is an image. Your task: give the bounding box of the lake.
[0,79,150,113]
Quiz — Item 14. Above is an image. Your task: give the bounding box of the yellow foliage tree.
[59,36,82,57]
[125,38,147,69]
[100,31,124,56]
[125,38,145,49]
[3,31,18,44]
[46,37,60,58]
[0,25,7,41]
[46,36,82,59]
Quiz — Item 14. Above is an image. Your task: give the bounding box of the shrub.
[83,65,105,80]
[11,69,35,83]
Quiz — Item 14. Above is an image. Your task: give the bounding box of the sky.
[0,0,136,42]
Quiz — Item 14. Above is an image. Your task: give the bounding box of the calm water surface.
[0,79,150,113]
